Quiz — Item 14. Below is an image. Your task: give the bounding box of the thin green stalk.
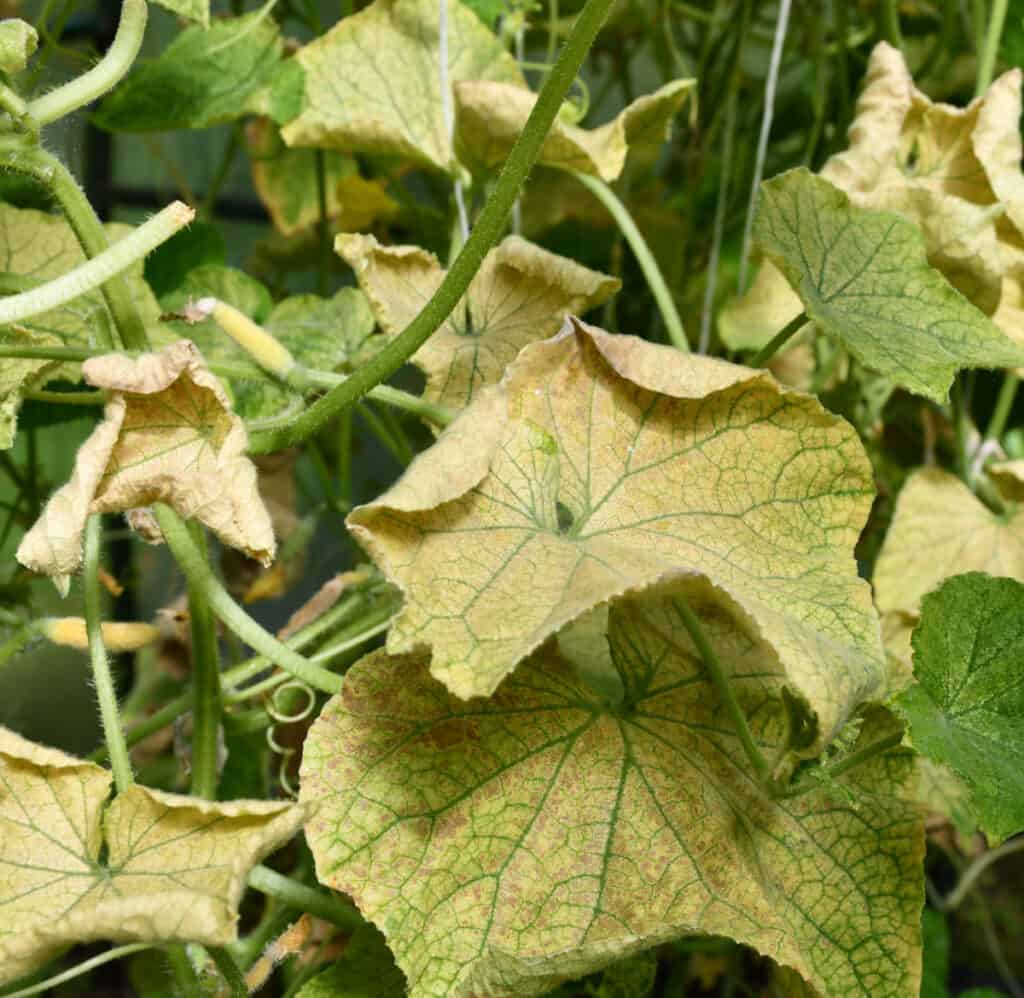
[0,943,153,998]
[976,0,1009,94]
[337,410,353,508]
[952,376,972,486]
[671,596,770,782]
[152,504,343,694]
[84,515,133,792]
[21,389,104,406]
[749,312,807,367]
[314,150,330,296]
[203,124,243,218]
[165,946,202,996]
[248,0,617,454]
[572,171,690,352]
[779,731,905,799]
[207,947,248,998]
[880,0,902,46]
[229,902,298,970]
[187,523,222,800]
[0,148,150,349]
[357,400,413,465]
[986,373,1019,443]
[937,836,1024,911]
[248,865,363,929]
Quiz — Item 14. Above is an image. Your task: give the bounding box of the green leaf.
[348,319,885,751]
[93,10,287,132]
[161,263,274,322]
[149,0,210,26]
[892,572,1024,842]
[0,725,303,988]
[0,328,62,450]
[753,168,1024,402]
[301,578,924,998]
[144,222,226,299]
[281,0,525,172]
[296,926,406,997]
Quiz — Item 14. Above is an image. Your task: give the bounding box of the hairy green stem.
[187,523,222,799]
[976,0,1009,95]
[749,312,807,368]
[28,0,147,125]
[572,171,689,352]
[153,504,343,694]
[84,515,134,792]
[165,946,203,996]
[986,373,1019,443]
[248,865,363,929]
[671,597,770,781]
[0,148,150,349]
[0,943,154,998]
[207,946,248,998]
[248,0,616,453]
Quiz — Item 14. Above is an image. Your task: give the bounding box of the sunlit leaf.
[349,319,884,747]
[338,234,618,410]
[301,579,923,998]
[893,572,1024,841]
[454,79,694,182]
[16,340,276,595]
[0,725,303,987]
[873,468,1024,616]
[755,169,1024,401]
[281,0,524,172]
[94,10,289,132]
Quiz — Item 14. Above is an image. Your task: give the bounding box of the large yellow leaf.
[281,0,524,173]
[0,726,303,987]
[974,69,1024,235]
[348,319,884,748]
[453,79,694,182]
[0,327,62,450]
[17,340,276,595]
[338,233,619,410]
[873,467,1024,615]
[301,579,923,998]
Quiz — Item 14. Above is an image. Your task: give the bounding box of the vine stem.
[671,596,771,782]
[0,943,154,998]
[207,947,248,998]
[0,202,192,325]
[248,865,363,928]
[186,522,222,800]
[151,504,343,694]
[976,0,1009,95]
[572,171,690,352]
[84,515,134,793]
[248,0,617,454]
[749,312,807,367]
[0,147,152,350]
[28,0,147,126]
[936,836,1024,911]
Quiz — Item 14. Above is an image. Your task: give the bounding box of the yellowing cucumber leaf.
[0,725,303,987]
[453,78,694,182]
[338,234,618,410]
[973,69,1024,236]
[754,169,1024,401]
[16,340,276,595]
[893,572,1024,841]
[93,10,288,132]
[301,579,923,998]
[0,327,62,450]
[873,468,1024,616]
[150,0,209,26]
[988,458,1024,500]
[281,0,524,172]
[349,319,884,747]
[717,261,802,351]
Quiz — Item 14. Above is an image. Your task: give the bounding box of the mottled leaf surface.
[349,320,884,748]
[281,0,524,171]
[893,572,1024,841]
[755,169,1024,401]
[0,726,302,987]
[0,328,62,450]
[301,581,923,998]
[338,234,618,409]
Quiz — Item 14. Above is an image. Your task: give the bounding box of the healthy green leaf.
[94,10,288,132]
[348,319,885,750]
[144,222,226,299]
[893,572,1024,842]
[281,0,525,172]
[0,725,303,987]
[296,925,406,997]
[754,168,1024,402]
[301,578,923,998]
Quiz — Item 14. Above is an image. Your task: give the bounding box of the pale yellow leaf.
[873,467,1024,615]
[348,319,885,750]
[0,327,62,450]
[717,261,802,351]
[338,233,619,410]
[282,0,524,172]
[973,69,1024,237]
[0,726,303,987]
[454,78,694,182]
[988,458,1024,501]
[16,340,276,595]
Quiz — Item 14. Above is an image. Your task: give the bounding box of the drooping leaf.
[893,572,1024,841]
[281,0,525,172]
[94,10,288,132]
[338,234,618,410]
[873,468,1024,616]
[16,340,276,595]
[296,925,406,997]
[754,168,1024,401]
[0,328,62,450]
[0,725,303,987]
[973,68,1024,236]
[301,578,923,998]
[453,79,694,182]
[149,0,210,26]
[348,319,885,748]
